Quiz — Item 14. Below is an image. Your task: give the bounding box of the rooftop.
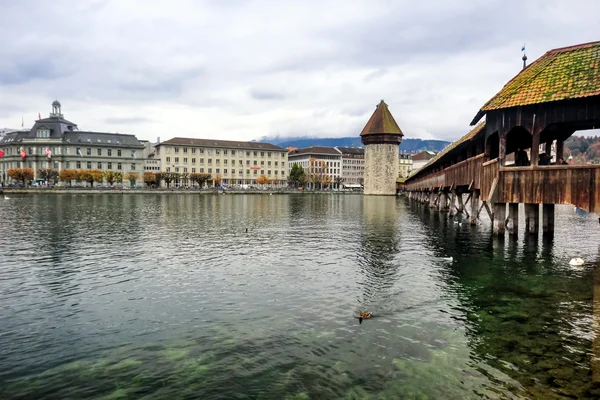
[408,122,486,180]
[288,146,342,156]
[472,40,600,124]
[360,100,404,136]
[336,147,365,156]
[157,137,286,151]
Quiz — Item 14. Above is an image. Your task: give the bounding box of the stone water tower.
[360,100,404,195]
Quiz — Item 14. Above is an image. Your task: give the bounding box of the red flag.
[45,147,52,159]
[0,149,4,159]
[20,147,26,160]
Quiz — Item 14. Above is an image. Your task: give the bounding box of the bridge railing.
[481,158,499,201]
[405,154,485,192]
[497,164,600,214]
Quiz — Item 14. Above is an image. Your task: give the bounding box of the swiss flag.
[20,148,27,159]
[0,149,4,159]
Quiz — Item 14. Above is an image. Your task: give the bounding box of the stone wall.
[364,143,399,195]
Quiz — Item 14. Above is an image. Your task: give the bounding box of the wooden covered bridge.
[402,41,600,235]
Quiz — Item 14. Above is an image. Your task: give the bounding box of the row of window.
[1,146,135,157]
[165,157,282,166]
[68,161,135,170]
[1,160,136,170]
[164,167,286,176]
[165,147,285,158]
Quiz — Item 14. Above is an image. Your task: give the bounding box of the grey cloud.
[249,89,287,101]
[0,0,598,142]
[104,117,152,125]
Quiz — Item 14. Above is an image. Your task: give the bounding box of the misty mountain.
[256,136,451,153]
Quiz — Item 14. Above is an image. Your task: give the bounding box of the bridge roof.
[471,40,600,125]
[360,100,403,136]
[408,121,486,181]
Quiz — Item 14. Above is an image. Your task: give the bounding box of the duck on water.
[357,311,372,324]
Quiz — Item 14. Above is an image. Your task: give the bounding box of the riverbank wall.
[1,188,363,195]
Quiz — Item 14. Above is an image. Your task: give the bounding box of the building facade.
[287,147,343,187]
[336,147,364,186]
[141,140,161,173]
[398,153,413,178]
[155,137,288,187]
[0,101,145,186]
[411,150,436,173]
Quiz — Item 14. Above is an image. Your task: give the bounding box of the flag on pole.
[19,147,27,160]
[45,147,52,159]
[0,149,4,159]
[77,148,83,158]
[38,112,41,120]
[21,116,24,127]
[521,44,526,52]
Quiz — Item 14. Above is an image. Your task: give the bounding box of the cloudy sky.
[0,0,598,143]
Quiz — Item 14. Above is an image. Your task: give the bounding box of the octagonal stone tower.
[360,100,404,196]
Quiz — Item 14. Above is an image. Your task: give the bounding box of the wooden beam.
[484,202,493,220]
[487,177,499,204]
[457,192,465,213]
[468,180,474,191]
[463,193,472,209]
[470,190,480,225]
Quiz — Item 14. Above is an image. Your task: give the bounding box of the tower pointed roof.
[360,100,403,137]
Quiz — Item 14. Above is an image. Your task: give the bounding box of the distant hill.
[256,136,451,153]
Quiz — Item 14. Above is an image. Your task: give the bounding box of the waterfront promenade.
[0,187,363,195]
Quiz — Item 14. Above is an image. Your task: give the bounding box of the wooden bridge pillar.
[470,191,479,225]
[507,203,519,235]
[439,191,449,212]
[543,204,555,236]
[493,203,506,235]
[449,190,457,217]
[429,191,435,208]
[525,204,539,234]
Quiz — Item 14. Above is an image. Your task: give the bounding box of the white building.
[411,150,436,173]
[287,146,343,187]
[398,153,413,178]
[141,140,161,173]
[336,147,364,187]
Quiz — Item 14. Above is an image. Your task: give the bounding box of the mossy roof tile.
[472,41,600,124]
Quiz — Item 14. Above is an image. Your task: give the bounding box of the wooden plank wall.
[405,154,485,192]
[405,172,445,191]
[498,165,600,214]
[480,159,499,201]
[444,154,484,190]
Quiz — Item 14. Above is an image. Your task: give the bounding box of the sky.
[0,0,598,143]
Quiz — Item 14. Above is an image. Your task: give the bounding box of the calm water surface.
[1,194,600,399]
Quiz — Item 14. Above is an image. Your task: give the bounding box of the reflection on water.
[1,194,600,399]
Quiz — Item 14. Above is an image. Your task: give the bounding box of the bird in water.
[358,311,372,324]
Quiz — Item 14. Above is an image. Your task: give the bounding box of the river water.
[1,194,599,399]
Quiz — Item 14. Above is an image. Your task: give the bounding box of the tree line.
[565,135,600,164]
[5,169,228,188]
